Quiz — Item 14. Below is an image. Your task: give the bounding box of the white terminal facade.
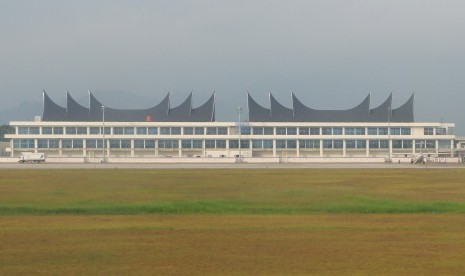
[5,92,457,160]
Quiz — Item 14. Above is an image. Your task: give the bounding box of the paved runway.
[1,162,464,170]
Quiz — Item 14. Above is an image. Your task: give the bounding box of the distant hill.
[0,101,42,124]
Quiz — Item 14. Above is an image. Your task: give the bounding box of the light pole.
[237,106,243,161]
[387,106,391,162]
[101,105,106,162]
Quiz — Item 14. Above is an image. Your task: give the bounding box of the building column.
[34,139,38,153]
[296,140,300,157]
[178,139,182,157]
[59,139,63,157]
[389,140,393,160]
[343,140,346,157]
[412,139,416,154]
[451,140,454,157]
[272,140,276,157]
[131,139,134,157]
[83,139,87,157]
[366,139,369,157]
[155,140,159,157]
[435,140,439,156]
[320,139,323,157]
[10,139,14,157]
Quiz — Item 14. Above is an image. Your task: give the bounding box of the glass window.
[66,127,77,135]
[87,139,97,148]
[76,127,87,135]
[252,140,262,149]
[160,127,171,135]
[113,127,124,135]
[124,127,134,135]
[241,140,250,149]
[333,128,343,135]
[90,127,100,135]
[183,127,193,135]
[310,127,320,135]
[299,127,309,135]
[367,128,377,135]
[110,140,120,148]
[378,128,388,135]
[345,128,355,135]
[121,140,131,148]
[438,140,451,149]
[229,140,239,148]
[206,127,217,135]
[192,140,202,148]
[333,140,343,148]
[369,140,379,149]
[13,139,34,148]
[240,126,250,135]
[346,140,356,148]
[136,127,147,135]
[263,140,273,149]
[38,139,48,148]
[145,140,155,148]
[42,127,53,135]
[355,128,365,135]
[148,127,157,135]
[263,127,274,135]
[436,128,446,135]
[205,140,216,148]
[29,127,40,134]
[253,127,264,135]
[379,140,389,148]
[323,140,333,149]
[426,140,435,149]
[134,140,144,149]
[276,140,286,149]
[62,139,73,148]
[194,127,204,135]
[322,128,332,135]
[393,140,403,148]
[53,127,63,135]
[73,139,83,148]
[356,140,366,148]
[390,128,401,135]
[216,140,226,148]
[287,140,297,148]
[18,127,29,134]
[171,127,181,135]
[287,128,297,135]
[424,128,434,135]
[217,127,228,135]
[401,128,411,135]
[276,127,286,135]
[403,140,412,149]
[182,140,192,148]
[299,139,319,149]
[49,139,59,148]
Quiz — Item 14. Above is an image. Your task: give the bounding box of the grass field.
[1,169,465,274]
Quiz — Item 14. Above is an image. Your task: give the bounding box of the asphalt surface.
[1,162,464,169]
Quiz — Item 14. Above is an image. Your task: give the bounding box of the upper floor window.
[424,127,434,135]
[435,128,446,135]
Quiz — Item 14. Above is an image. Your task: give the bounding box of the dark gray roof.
[42,91,66,121]
[41,91,215,122]
[248,93,414,122]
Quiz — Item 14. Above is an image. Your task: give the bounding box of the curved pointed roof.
[167,92,192,122]
[190,93,216,122]
[42,91,66,121]
[270,93,293,122]
[247,93,270,122]
[248,92,413,122]
[65,91,89,121]
[369,94,392,122]
[42,91,215,122]
[292,93,371,122]
[391,94,414,122]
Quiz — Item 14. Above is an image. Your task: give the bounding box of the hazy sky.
[1,1,465,133]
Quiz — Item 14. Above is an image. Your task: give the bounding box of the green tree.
[0,125,14,142]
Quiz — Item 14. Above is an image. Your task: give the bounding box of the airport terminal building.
[5,92,456,161]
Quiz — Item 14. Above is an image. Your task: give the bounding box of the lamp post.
[237,106,243,161]
[101,105,106,162]
[388,106,391,162]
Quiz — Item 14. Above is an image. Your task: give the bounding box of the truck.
[18,152,46,163]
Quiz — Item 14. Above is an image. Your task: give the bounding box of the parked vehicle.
[18,152,46,163]
[411,154,426,164]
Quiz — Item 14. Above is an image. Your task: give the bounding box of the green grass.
[1,169,465,215]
